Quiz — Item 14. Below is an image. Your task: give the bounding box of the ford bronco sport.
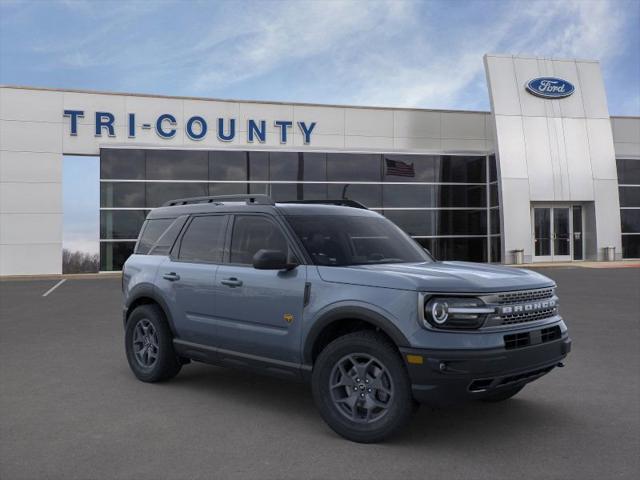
[122,194,571,443]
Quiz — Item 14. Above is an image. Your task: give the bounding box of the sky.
[1,0,639,254]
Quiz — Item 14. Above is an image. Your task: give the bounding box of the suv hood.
[316,261,554,293]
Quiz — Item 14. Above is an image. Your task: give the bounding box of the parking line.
[42,279,67,297]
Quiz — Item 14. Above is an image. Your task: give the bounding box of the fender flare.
[302,306,410,364]
[125,284,177,336]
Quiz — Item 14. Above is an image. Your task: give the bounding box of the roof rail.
[278,199,368,209]
[163,194,275,207]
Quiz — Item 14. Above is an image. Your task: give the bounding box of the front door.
[532,205,583,262]
[213,214,307,364]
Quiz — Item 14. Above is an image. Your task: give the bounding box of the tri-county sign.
[63,110,317,144]
[525,77,575,99]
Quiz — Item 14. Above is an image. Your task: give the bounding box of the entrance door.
[532,205,582,262]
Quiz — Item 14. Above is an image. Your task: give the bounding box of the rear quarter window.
[136,217,177,254]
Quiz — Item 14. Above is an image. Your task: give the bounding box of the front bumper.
[400,334,571,405]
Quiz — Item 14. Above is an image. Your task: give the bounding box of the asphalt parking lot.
[1,267,639,480]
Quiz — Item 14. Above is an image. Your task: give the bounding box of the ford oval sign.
[526,77,575,99]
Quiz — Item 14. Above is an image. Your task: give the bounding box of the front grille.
[501,307,558,325]
[496,287,555,305]
[504,325,562,350]
[492,287,558,325]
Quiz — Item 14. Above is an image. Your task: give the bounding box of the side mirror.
[252,249,296,270]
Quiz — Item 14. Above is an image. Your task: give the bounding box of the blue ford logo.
[526,77,575,99]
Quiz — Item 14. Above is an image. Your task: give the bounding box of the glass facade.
[617,158,640,258]
[100,149,502,270]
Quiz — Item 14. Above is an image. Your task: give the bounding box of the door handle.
[220,277,243,287]
[162,272,180,281]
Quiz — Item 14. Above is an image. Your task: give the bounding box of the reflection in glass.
[146,183,208,207]
[146,150,208,180]
[553,208,570,256]
[616,158,640,185]
[100,149,145,179]
[100,241,135,271]
[327,154,381,181]
[100,182,145,208]
[415,237,487,262]
[621,210,640,233]
[384,210,487,236]
[100,210,147,239]
[622,235,640,258]
[534,208,551,256]
[327,184,381,208]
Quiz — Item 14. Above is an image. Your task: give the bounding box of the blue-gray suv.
[122,194,571,442]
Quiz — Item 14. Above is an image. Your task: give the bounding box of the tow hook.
[557,362,565,368]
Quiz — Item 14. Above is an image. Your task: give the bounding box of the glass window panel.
[100,149,145,179]
[490,236,502,263]
[414,237,488,262]
[617,159,640,185]
[436,156,486,183]
[327,153,381,181]
[209,183,249,196]
[534,208,551,256]
[382,184,428,208]
[136,218,174,254]
[230,216,288,264]
[146,183,208,208]
[619,186,640,207]
[270,152,300,181]
[100,210,147,239]
[100,241,135,271]
[100,182,145,208]
[248,151,269,181]
[490,183,499,206]
[210,150,248,181]
[382,184,486,208]
[490,209,501,234]
[383,210,487,236]
[622,235,640,258]
[270,183,301,202]
[489,155,497,182]
[146,150,208,180]
[327,184,381,208]
[383,155,438,182]
[178,215,227,263]
[621,210,640,233]
[302,153,327,181]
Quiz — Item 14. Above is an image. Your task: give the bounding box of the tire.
[312,331,414,443]
[480,385,524,402]
[125,304,182,383]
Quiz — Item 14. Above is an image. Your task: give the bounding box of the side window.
[136,218,173,254]
[178,215,227,263]
[148,216,187,255]
[230,216,289,265]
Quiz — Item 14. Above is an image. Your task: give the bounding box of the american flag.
[385,158,415,177]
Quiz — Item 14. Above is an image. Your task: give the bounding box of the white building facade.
[1,54,639,275]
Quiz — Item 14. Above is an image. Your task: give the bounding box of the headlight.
[423,297,494,329]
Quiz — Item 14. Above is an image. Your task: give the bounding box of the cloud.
[2,0,637,113]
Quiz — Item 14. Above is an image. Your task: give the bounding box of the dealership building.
[0,53,639,275]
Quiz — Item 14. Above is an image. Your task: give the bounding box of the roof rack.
[163,194,275,207]
[278,199,368,209]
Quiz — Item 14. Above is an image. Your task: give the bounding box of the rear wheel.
[480,385,524,402]
[312,331,413,443]
[125,304,181,382]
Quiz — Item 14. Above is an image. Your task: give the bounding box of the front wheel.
[311,331,414,443]
[125,304,182,382]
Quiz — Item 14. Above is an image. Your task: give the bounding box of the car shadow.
[155,362,577,445]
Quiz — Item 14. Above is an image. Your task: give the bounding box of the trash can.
[513,249,524,265]
[604,246,616,262]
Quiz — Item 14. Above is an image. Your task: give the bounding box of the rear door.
[156,214,229,346]
[213,214,307,364]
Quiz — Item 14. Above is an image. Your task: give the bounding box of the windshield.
[286,214,431,266]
